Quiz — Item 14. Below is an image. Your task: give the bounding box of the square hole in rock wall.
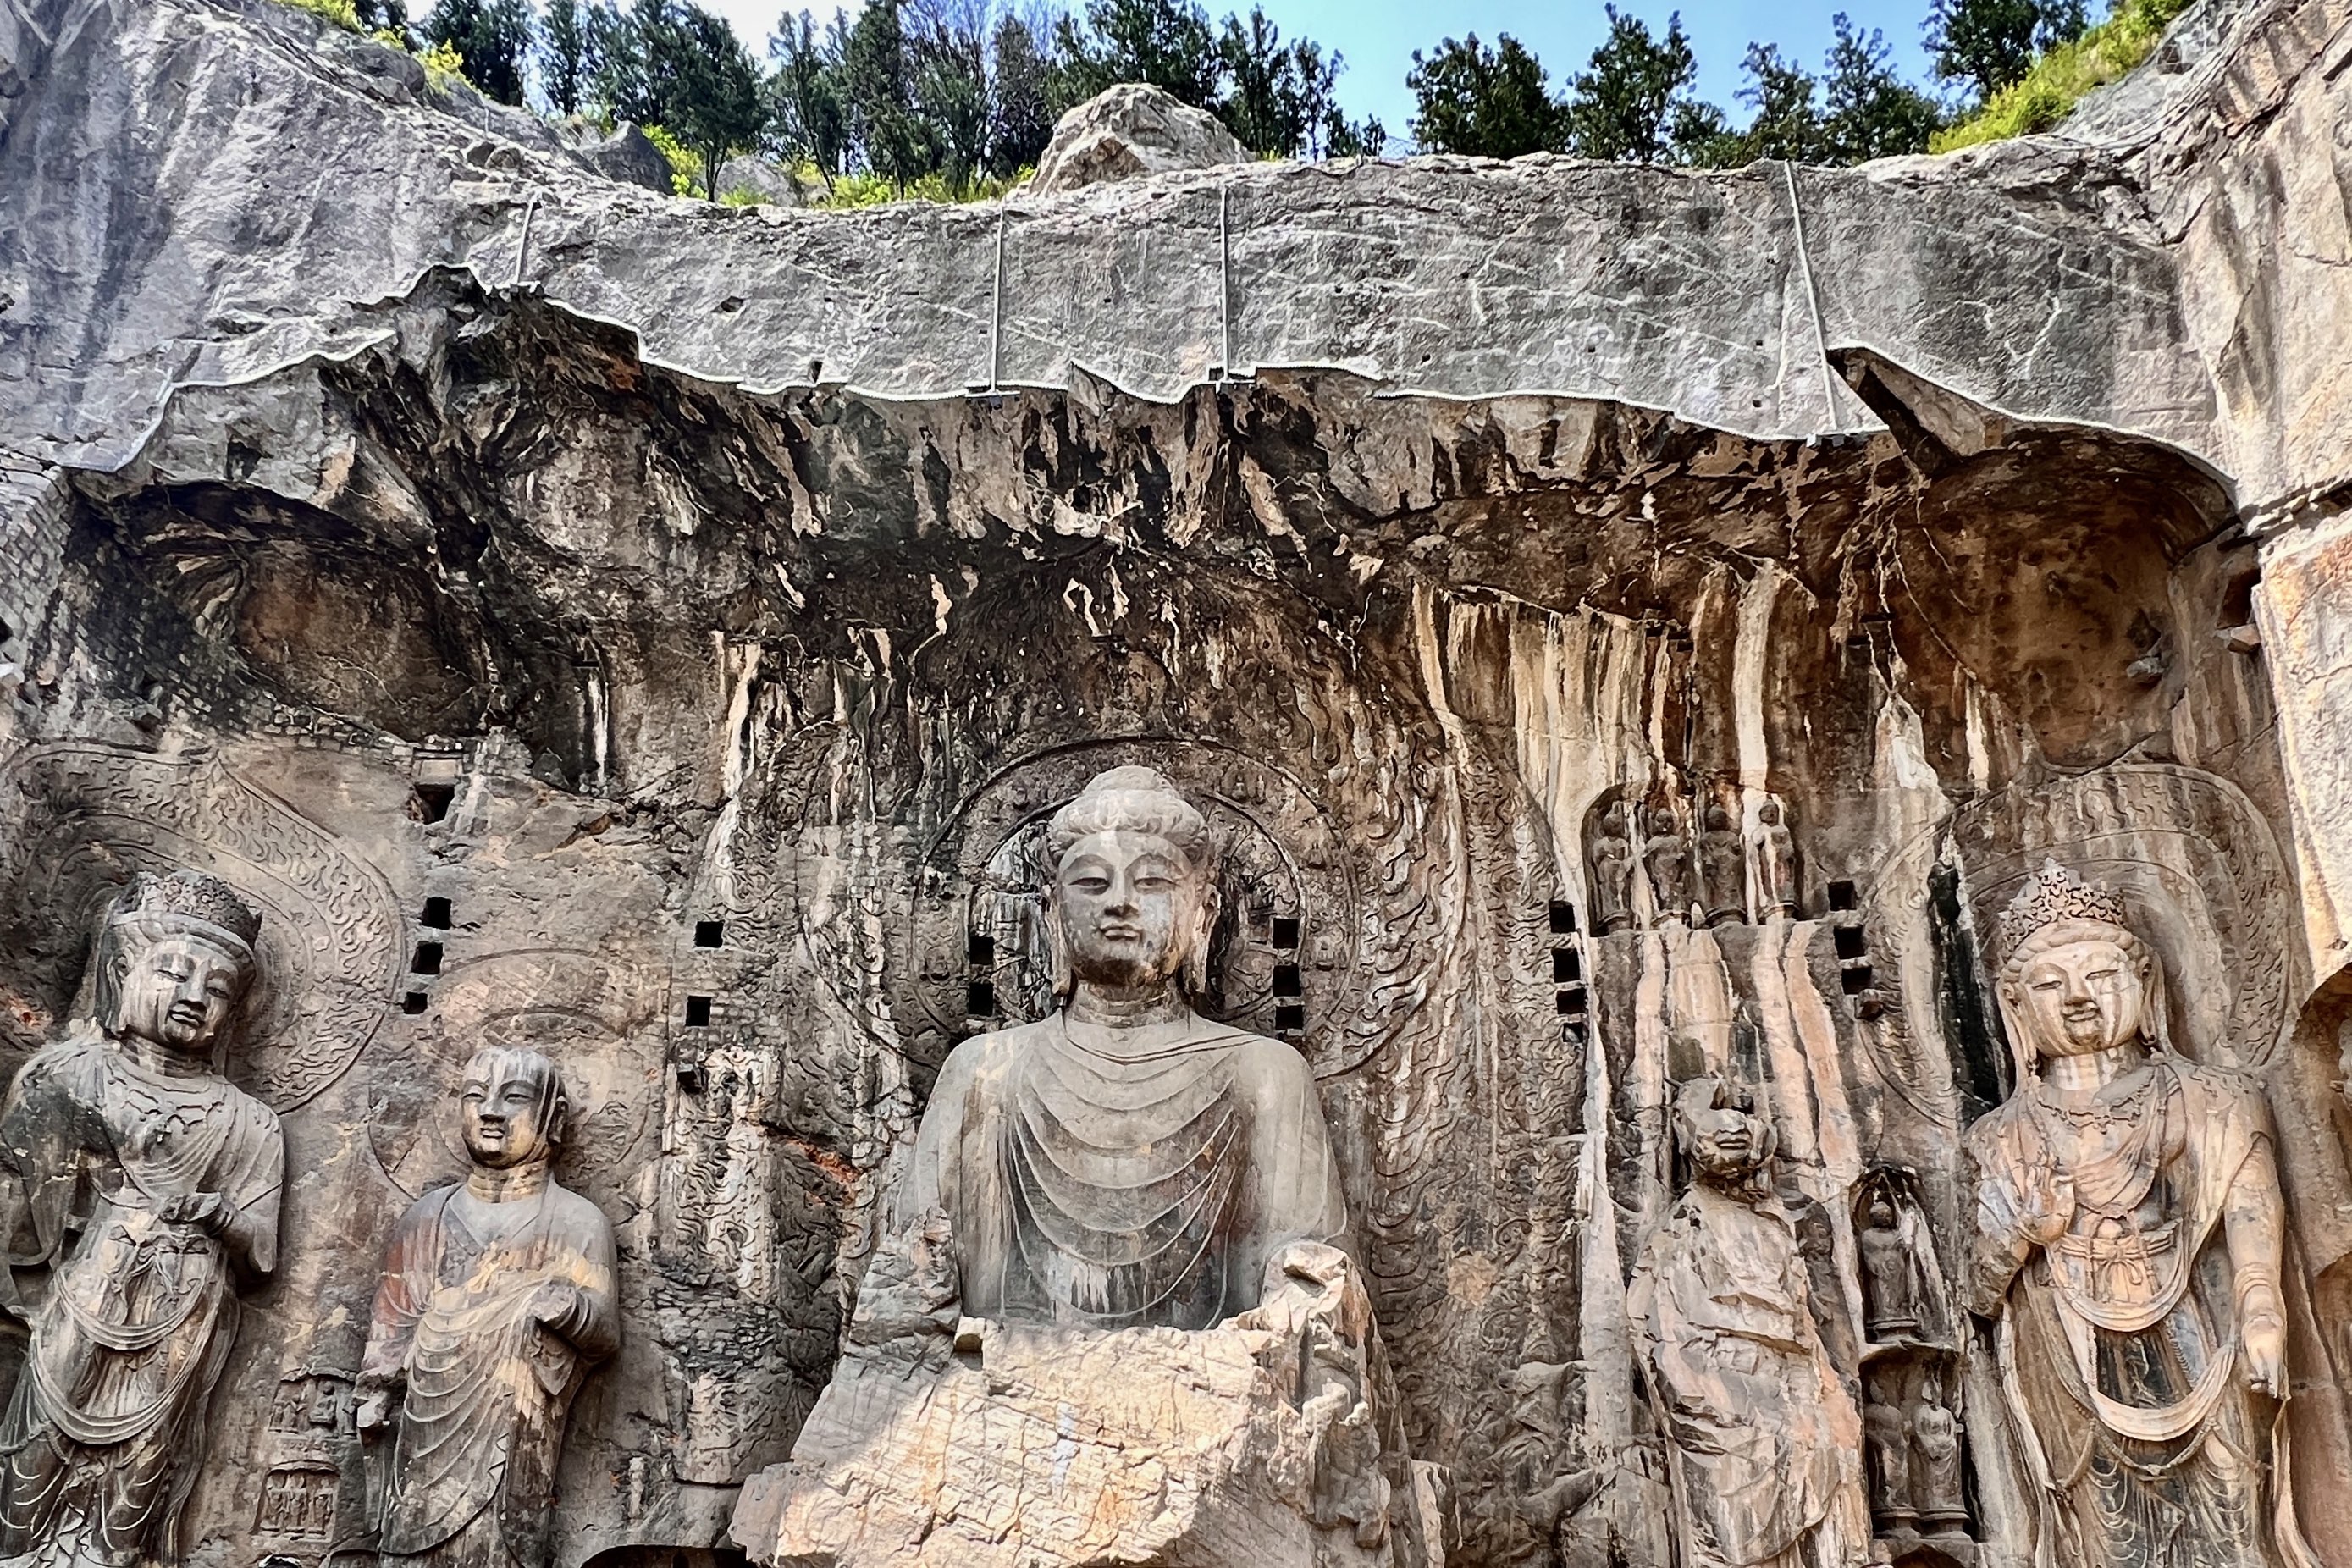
[1554,985,1587,1016]
[410,783,455,825]
[1549,900,1576,936]
[694,920,725,948]
[968,933,995,965]
[400,991,428,1015]
[1552,947,1580,983]
[1841,965,1874,995]
[1271,916,1301,950]
[684,996,713,1027]
[1273,963,1303,998]
[1834,925,1868,959]
[1275,1004,1305,1034]
[420,897,452,930]
[409,941,443,976]
[1828,879,1859,911]
[966,980,997,1018]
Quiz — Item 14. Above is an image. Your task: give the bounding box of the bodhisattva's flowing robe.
[1966,1054,2317,1568]
[0,1028,284,1568]
[898,1017,1348,1328]
[363,1180,618,1568]
[1629,1183,1865,1568]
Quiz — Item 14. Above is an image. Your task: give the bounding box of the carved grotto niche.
[0,742,402,1107]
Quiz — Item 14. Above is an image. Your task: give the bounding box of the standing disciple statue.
[1965,860,2316,1568]
[1590,804,1638,935]
[1750,800,1799,919]
[1699,803,1747,927]
[360,1046,618,1568]
[895,765,1349,1329]
[1857,1191,1928,1340]
[0,870,284,1568]
[1643,806,1698,927]
[1630,1078,1867,1568]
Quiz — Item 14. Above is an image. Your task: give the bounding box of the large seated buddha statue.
[897,764,1350,1329]
[735,767,1435,1568]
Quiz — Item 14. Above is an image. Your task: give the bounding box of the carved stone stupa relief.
[0,871,284,1568]
[1966,859,2316,1568]
[360,1046,619,1568]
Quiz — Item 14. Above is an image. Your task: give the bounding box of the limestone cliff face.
[4,2,2352,1567]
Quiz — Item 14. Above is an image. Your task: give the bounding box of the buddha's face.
[1682,1096,1769,1180]
[108,930,249,1058]
[1053,829,1209,991]
[459,1057,559,1168]
[2009,936,2147,1059]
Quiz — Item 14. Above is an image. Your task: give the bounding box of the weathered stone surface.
[1030,82,1253,193]
[715,154,813,207]
[9,2,2352,1568]
[735,1244,1436,1568]
[560,119,677,195]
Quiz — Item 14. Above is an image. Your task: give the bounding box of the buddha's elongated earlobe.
[1046,889,1073,1002]
[1182,883,1218,1002]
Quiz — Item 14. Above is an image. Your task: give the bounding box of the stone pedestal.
[732,1284,1444,1567]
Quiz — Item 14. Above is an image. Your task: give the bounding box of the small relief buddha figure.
[1965,860,2316,1568]
[359,1046,618,1568]
[1643,806,1698,927]
[892,765,1349,1330]
[1590,804,1638,935]
[0,870,284,1568]
[1750,800,1799,919]
[1630,1078,1867,1568]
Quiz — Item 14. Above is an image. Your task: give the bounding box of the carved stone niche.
[255,1369,362,1560]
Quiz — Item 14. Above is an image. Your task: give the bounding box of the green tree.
[538,0,598,115]
[1731,42,1827,160]
[1560,7,1718,163]
[1053,0,1219,109]
[356,0,408,32]
[1322,104,1384,156]
[842,0,937,193]
[593,0,660,123]
[423,0,534,102]
[767,10,850,188]
[1405,33,1562,157]
[911,7,991,193]
[1923,0,2087,101]
[654,2,769,196]
[1217,7,1303,155]
[986,9,1057,174]
[1821,14,1941,159]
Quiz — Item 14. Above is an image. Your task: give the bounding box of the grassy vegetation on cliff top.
[1931,0,2196,150]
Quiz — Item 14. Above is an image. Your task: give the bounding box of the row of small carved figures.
[1586,797,1803,932]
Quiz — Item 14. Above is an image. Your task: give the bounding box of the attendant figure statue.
[1750,801,1799,919]
[1863,1399,1913,1531]
[1590,804,1638,936]
[1965,860,2316,1568]
[1643,807,1698,928]
[1630,1078,1866,1568]
[1908,1377,1966,1531]
[359,1046,618,1568]
[1699,803,1747,927]
[0,871,284,1568]
[895,765,1349,1329]
[1857,1192,1927,1341]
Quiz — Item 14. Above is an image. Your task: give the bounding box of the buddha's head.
[1044,766,1219,1000]
[1672,1075,1775,1186]
[457,1045,570,1171]
[92,870,262,1067]
[1996,861,2164,1068]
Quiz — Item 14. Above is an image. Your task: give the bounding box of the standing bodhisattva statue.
[895,765,1349,1329]
[359,1046,618,1568]
[0,870,284,1568]
[1966,859,2317,1568]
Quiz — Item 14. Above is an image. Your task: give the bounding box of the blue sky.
[694,0,1950,137]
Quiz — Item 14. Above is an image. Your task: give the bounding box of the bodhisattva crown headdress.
[108,870,262,955]
[1996,859,2130,963]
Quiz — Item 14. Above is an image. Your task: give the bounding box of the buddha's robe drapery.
[1630,1183,1863,1568]
[1968,1055,2318,1568]
[0,1028,283,1568]
[363,1180,618,1568]
[898,1017,1348,1329]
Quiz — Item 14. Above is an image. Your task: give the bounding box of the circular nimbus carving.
[905,739,1367,1075]
[0,743,401,1112]
[1867,761,2294,1104]
[367,949,663,1203]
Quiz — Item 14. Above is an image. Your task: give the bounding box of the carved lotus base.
[731,1316,1445,1568]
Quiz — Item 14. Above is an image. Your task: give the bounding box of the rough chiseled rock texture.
[8,2,2352,1568]
[1029,80,1252,192]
